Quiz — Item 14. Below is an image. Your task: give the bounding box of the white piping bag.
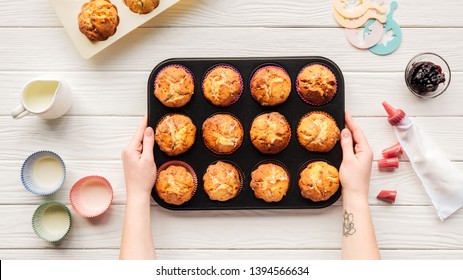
[382,101,463,220]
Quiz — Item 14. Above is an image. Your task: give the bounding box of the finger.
[340,128,355,159]
[344,112,370,152]
[129,115,148,148]
[141,127,155,161]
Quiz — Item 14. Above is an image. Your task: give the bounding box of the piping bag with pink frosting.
[383,101,463,220]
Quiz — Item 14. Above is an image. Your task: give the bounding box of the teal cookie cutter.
[369,1,402,55]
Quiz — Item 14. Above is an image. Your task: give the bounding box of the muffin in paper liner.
[202,64,243,107]
[250,65,292,106]
[155,160,198,205]
[70,175,113,218]
[202,113,244,155]
[32,201,72,243]
[203,160,244,202]
[298,160,340,202]
[250,160,291,203]
[154,64,195,108]
[296,111,341,153]
[249,111,292,155]
[296,64,338,106]
[21,150,66,196]
[155,113,197,156]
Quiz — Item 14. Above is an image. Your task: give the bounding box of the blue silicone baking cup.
[21,150,66,195]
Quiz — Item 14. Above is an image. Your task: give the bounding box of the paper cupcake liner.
[250,65,292,106]
[250,160,291,203]
[70,175,113,218]
[202,112,244,155]
[296,63,338,106]
[21,150,66,196]
[32,201,72,243]
[154,64,195,108]
[155,113,196,156]
[249,111,292,155]
[202,160,244,202]
[297,111,340,152]
[202,64,244,107]
[156,160,198,204]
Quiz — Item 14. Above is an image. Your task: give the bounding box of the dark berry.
[408,61,446,95]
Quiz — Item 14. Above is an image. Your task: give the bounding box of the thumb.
[340,128,354,159]
[142,127,155,160]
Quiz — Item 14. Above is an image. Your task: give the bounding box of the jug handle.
[11,104,29,119]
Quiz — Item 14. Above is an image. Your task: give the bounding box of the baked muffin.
[203,161,242,202]
[202,114,244,155]
[155,162,197,205]
[250,66,291,106]
[202,65,243,107]
[296,64,337,106]
[299,161,339,202]
[297,112,340,152]
[250,163,290,203]
[124,0,159,14]
[78,0,120,41]
[155,114,196,156]
[154,65,194,108]
[250,112,291,154]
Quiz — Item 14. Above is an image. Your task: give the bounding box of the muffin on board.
[78,0,120,41]
[203,161,242,202]
[155,162,197,205]
[250,66,291,106]
[298,161,340,202]
[124,0,159,14]
[297,112,340,152]
[154,65,195,108]
[296,64,337,106]
[202,113,244,155]
[155,114,196,156]
[250,112,291,155]
[250,162,290,203]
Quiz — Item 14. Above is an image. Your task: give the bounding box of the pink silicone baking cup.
[202,64,244,107]
[69,175,113,218]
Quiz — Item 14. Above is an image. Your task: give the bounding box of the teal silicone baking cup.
[21,150,66,195]
[32,201,72,243]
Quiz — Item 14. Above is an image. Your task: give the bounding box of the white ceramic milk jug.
[11,76,72,119]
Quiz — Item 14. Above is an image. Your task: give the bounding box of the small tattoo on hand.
[343,210,356,237]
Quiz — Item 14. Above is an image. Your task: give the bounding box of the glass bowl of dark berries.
[405,53,451,98]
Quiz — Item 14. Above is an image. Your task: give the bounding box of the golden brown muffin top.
[250,163,289,203]
[156,165,196,205]
[250,112,291,154]
[124,0,159,14]
[250,66,291,106]
[296,64,337,105]
[155,114,196,156]
[299,161,339,202]
[78,0,120,41]
[154,65,194,108]
[202,114,243,155]
[203,66,243,106]
[297,112,340,152]
[203,161,241,202]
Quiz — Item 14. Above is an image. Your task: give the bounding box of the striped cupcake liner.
[32,201,72,243]
[156,160,198,205]
[21,150,66,196]
[249,65,292,106]
[154,64,195,108]
[70,175,113,218]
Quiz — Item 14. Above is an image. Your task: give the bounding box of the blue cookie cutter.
[368,1,402,55]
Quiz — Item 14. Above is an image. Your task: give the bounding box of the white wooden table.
[1,0,463,260]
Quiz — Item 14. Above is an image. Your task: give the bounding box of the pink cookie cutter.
[345,20,384,49]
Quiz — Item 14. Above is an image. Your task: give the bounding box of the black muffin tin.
[148,57,344,210]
